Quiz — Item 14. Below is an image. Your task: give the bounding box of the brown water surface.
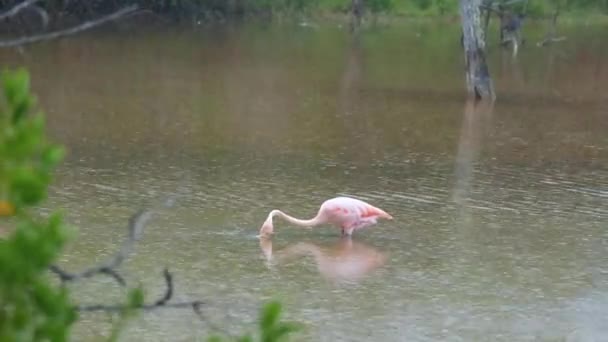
[1,21,607,341]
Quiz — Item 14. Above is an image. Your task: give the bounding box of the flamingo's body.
[258,196,392,237]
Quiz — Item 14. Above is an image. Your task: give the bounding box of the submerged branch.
[77,301,204,312]
[49,264,126,286]
[76,269,204,316]
[51,200,203,317]
[0,5,138,48]
[49,209,152,286]
[537,36,567,46]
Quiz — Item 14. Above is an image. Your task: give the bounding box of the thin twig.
[154,269,173,306]
[0,4,138,48]
[76,269,204,316]
[537,36,566,47]
[49,264,126,286]
[47,197,204,319]
[77,301,204,312]
[49,209,152,286]
[0,0,41,21]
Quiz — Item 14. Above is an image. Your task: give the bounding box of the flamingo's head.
[259,237,272,260]
[258,219,274,238]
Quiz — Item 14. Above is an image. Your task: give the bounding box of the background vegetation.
[1,0,606,25]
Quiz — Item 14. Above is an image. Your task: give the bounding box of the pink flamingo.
[258,196,393,238]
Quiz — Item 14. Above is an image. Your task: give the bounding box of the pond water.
[1,20,607,341]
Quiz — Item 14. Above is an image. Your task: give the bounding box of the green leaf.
[11,96,32,124]
[128,288,145,308]
[9,167,46,206]
[271,323,302,340]
[260,301,282,331]
[0,69,75,342]
[3,68,29,108]
[236,335,254,342]
[41,146,65,168]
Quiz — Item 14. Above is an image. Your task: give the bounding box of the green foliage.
[207,301,302,342]
[316,0,351,12]
[284,0,319,12]
[0,68,74,341]
[259,301,301,342]
[434,0,457,14]
[7,0,608,20]
[0,70,65,210]
[367,0,394,14]
[411,0,432,11]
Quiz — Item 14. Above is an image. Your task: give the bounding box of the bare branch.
[49,209,152,286]
[0,0,41,21]
[76,269,204,316]
[48,198,204,320]
[0,4,138,48]
[77,301,204,312]
[53,208,202,314]
[537,36,566,47]
[154,269,173,306]
[49,264,127,286]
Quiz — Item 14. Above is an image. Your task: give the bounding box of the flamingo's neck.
[270,209,323,228]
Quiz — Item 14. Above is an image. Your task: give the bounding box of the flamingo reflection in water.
[260,237,387,283]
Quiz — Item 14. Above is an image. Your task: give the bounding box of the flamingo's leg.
[341,217,377,236]
[341,223,355,236]
[349,218,378,231]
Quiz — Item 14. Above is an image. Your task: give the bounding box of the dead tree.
[499,10,525,57]
[49,208,204,316]
[350,0,363,33]
[459,0,496,100]
[479,0,527,57]
[537,3,566,46]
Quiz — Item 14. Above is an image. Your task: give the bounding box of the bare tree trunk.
[459,0,495,100]
[499,10,520,58]
[350,0,363,33]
